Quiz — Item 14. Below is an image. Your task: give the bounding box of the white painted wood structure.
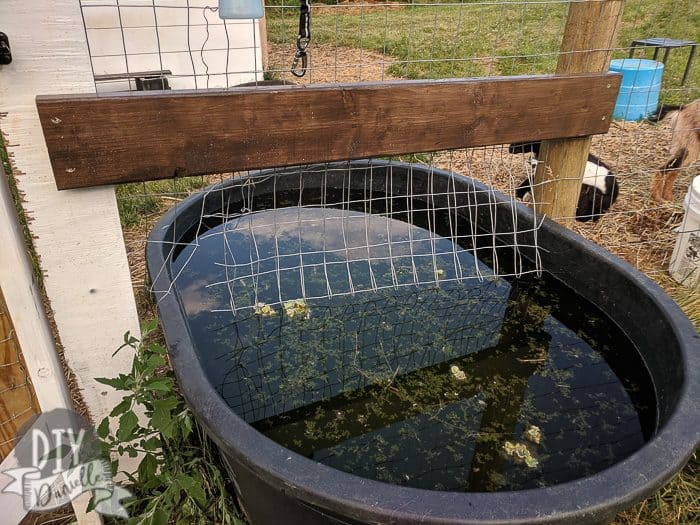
[0,1,263,522]
[81,0,264,92]
[0,0,141,426]
[0,155,85,525]
[0,172,72,419]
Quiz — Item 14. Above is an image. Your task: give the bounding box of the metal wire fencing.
[72,0,689,496]
[77,1,700,284]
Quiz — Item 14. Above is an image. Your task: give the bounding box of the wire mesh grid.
[149,160,544,315]
[212,278,511,422]
[76,0,700,287]
[72,0,683,493]
[79,0,265,91]
[0,289,40,462]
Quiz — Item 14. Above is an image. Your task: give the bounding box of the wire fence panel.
[148,161,543,310]
[76,1,700,285]
[0,288,40,461]
[81,0,264,91]
[73,0,697,506]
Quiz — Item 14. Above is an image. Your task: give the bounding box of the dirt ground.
[267,42,400,84]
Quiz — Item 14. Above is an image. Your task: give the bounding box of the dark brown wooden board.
[36,74,621,190]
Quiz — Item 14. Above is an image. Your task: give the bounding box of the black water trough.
[147,160,700,525]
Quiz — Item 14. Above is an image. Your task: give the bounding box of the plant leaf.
[141,319,159,336]
[141,436,161,451]
[96,418,110,439]
[141,507,169,525]
[138,453,159,481]
[98,328,243,525]
[146,354,167,370]
[181,414,194,441]
[145,378,174,393]
[175,474,207,507]
[117,411,139,442]
[86,493,97,513]
[96,374,132,391]
[110,396,133,417]
[152,400,176,439]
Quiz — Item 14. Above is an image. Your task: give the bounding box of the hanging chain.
[291,0,311,77]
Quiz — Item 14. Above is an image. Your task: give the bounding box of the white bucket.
[669,176,700,286]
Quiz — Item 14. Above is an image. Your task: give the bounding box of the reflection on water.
[171,206,656,492]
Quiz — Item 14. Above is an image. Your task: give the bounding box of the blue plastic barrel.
[609,58,664,121]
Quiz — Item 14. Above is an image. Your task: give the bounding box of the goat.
[650,99,700,202]
[508,141,619,222]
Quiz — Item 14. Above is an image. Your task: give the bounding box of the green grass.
[1,133,43,285]
[266,0,700,103]
[616,0,700,103]
[116,177,211,228]
[268,1,565,78]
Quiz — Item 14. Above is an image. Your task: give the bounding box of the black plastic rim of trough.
[146,160,700,525]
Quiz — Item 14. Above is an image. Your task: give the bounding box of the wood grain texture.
[532,137,594,221]
[533,0,624,225]
[0,289,39,462]
[36,74,621,190]
[557,0,624,74]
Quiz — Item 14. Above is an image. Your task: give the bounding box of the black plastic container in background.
[147,160,700,525]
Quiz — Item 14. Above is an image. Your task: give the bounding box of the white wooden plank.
[0,172,102,520]
[0,0,140,471]
[0,175,101,525]
[0,163,72,413]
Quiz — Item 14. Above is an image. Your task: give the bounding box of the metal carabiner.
[291,50,308,78]
[297,35,311,51]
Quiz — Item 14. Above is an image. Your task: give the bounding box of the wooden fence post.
[260,2,269,70]
[533,0,625,225]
